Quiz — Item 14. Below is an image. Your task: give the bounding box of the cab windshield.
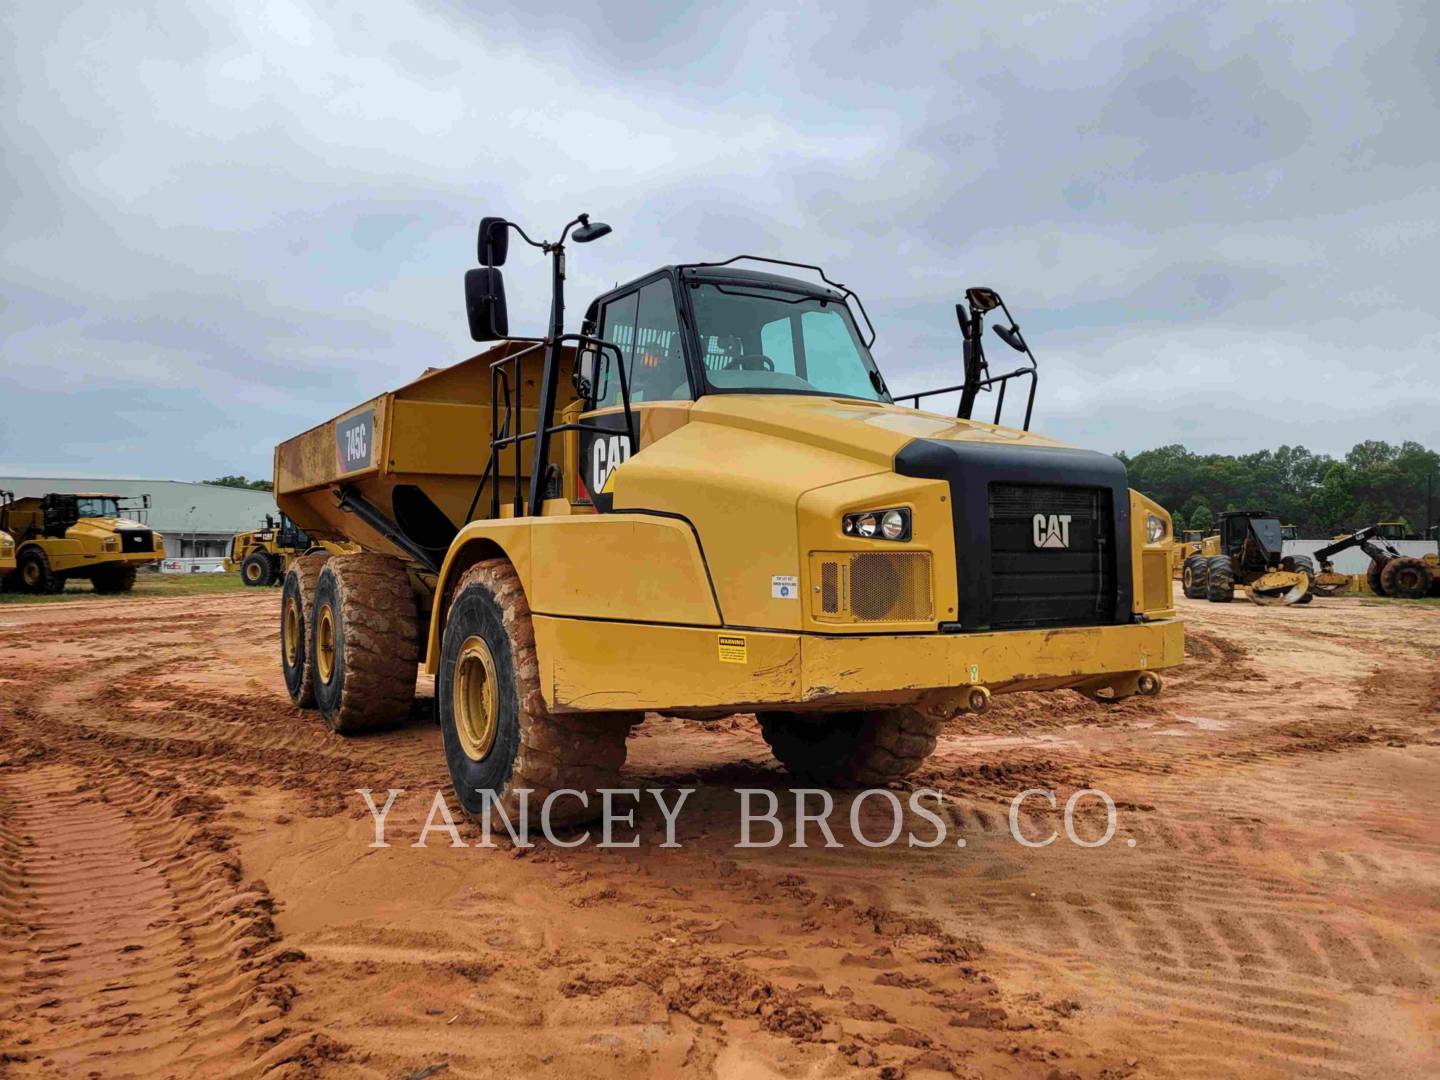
[76,497,119,518]
[689,283,887,401]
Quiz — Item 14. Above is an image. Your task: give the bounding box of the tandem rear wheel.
[757,707,942,786]
[307,553,419,733]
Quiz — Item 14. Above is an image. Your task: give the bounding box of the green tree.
[205,475,274,492]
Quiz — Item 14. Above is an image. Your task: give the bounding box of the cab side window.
[595,279,690,407]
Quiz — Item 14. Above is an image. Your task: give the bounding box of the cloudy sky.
[2,0,1436,480]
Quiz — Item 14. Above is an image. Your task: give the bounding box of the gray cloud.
[1,0,1437,483]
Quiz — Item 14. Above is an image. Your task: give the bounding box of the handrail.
[482,334,636,519]
[896,365,1037,429]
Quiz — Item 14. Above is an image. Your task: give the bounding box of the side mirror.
[465,268,509,341]
[477,217,509,267]
[573,220,612,244]
[993,324,1026,352]
[966,286,1002,313]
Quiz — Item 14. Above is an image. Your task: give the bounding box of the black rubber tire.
[311,553,419,734]
[1288,555,1316,577]
[1366,558,1387,597]
[241,551,273,587]
[1380,556,1431,600]
[16,548,62,595]
[280,553,331,709]
[438,559,640,828]
[1181,554,1210,599]
[1205,555,1235,603]
[757,708,942,787]
[92,564,138,594]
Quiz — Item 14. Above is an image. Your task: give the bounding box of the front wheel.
[92,564,138,594]
[757,708,942,787]
[438,559,638,827]
[1205,555,1235,603]
[241,551,273,587]
[1380,557,1432,600]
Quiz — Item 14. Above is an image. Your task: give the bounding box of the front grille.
[120,530,154,553]
[811,552,933,623]
[988,483,1114,629]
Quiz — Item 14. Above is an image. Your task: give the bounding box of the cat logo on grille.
[1032,512,1072,549]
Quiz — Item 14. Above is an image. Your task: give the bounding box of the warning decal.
[717,635,748,664]
[771,574,798,599]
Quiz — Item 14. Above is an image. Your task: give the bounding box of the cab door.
[572,273,695,512]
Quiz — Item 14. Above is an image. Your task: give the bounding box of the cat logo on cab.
[1032,513,1072,549]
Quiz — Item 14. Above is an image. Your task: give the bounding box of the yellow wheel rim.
[315,604,336,683]
[245,561,262,583]
[453,635,499,762]
[283,596,301,667]
[22,562,39,586]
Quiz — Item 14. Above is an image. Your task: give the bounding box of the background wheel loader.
[0,491,164,595]
[1180,510,1314,605]
[225,513,357,586]
[272,211,1183,826]
[1312,524,1439,599]
[1172,527,1217,586]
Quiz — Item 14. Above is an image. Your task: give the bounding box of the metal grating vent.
[811,552,933,624]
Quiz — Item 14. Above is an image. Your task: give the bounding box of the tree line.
[1116,441,1440,537]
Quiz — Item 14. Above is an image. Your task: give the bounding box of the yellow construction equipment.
[225,513,356,586]
[0,492,16,581]
[274,213,1182,824]
[1170,527,1214,582]
[1,491,164,594]
[1313,524,1439,598]
[1179,510,1314,605]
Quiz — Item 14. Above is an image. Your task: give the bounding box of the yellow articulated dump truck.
[225,513,356,586]
[1,491,164,594]
[275,213,1182,825]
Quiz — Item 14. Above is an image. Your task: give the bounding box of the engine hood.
[689,394,1072,468]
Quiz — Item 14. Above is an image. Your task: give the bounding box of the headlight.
[1146,513,1167,545]
[842,507,911,542]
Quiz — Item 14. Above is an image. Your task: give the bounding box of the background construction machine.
[0,491,164,594]
[225,513,355,586]
[1312,524,1439,599]
[273,211,1183,825]
[1181,509,1314,605]
[1171,527,1214,581]
[0,492,16,581]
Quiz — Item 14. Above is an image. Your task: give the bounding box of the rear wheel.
[17,549,62,594]
[1380,556,1431,600]
[1205,555,1235,603]
[92,564,138,594]
[1181,554,1210,599]
[280,553,332,708]
[757,708,942,786]
[311,553,419,734]
[1366,558,1387,596]
[241,551,273,587]
[438,559,639,827]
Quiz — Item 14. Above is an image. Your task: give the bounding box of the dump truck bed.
[274,340,577,562]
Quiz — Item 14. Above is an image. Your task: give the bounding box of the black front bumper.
[895,440,1134,632]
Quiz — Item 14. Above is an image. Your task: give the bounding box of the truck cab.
[1,492,163,594]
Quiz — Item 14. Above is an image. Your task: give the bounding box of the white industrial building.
[0,477,277,572]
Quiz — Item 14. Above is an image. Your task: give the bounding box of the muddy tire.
[438,559,639,828]
[1181,554,1209,599]
[757,708,942,787]
[280,553,332,709]
[1380,556,1431,600]
[1366,558,1387,597]
[1205,555,1234,603]
[311,553,418,735]
[92,564,138,594]
[241,551,273,587]
[17,548,63,594]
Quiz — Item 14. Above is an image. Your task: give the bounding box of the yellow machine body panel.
[0,530,14,576]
